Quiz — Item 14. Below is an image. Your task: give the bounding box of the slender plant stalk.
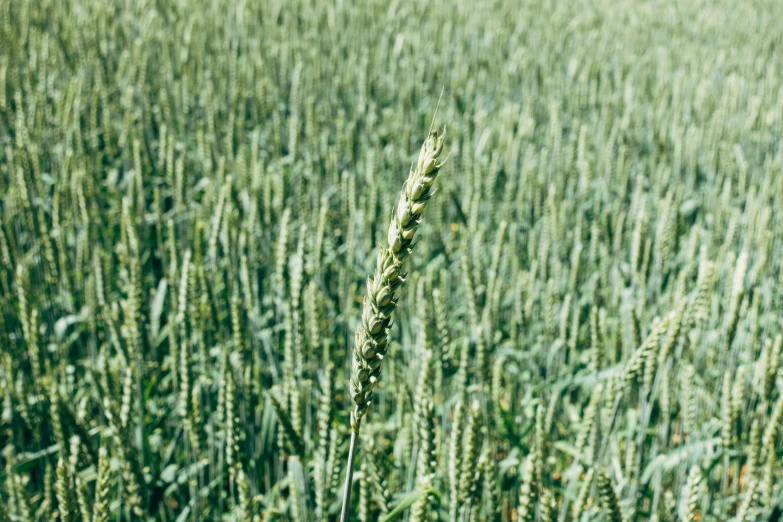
[340,419,361,522]
[340,127,447,521]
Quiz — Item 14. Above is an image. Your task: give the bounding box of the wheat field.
[1,0,782,520]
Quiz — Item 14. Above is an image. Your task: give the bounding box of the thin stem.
[340,419,361,522]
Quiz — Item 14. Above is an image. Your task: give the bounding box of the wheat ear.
[340,127,447,522]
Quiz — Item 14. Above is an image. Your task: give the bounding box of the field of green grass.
[1,0,783,520]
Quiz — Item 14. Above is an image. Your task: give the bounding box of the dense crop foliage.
[1,0,783,520]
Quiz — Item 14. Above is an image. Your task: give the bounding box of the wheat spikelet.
[92,446,110,522]
[362,434,391,516]
[539,488,556,522]
[270,388,304,457]
[518,454,536,522]
[763,334,781,402]
[747,414,761,482]
[349,128,447,429]
[410,399,437,522]
[597,470,623,522]
[734,478,758,522]
[575,385,602,460]
[683,465,701,522]
[358,460,370,522]
[55,457,75,522]
[76,476,92,522]
[573,467,594,519]
[448,397,465,520]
